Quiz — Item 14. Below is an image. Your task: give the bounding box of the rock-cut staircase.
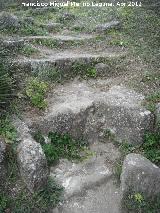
[11,31,153,213]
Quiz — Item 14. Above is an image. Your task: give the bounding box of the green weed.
[143,132,160,164]
[122,190,160,213]
[119,7,160,68]
[0,178,63,213]
[142,72,160,83]
[32,38,59,48]
[145,92,160,112]
[35,67,62,83]
[25,77,48,109]
[0,143,63,213]
[0,118,17,143]
[117,132,160,167]
[114,162,122,181]
[19,44,39,57]
[1,22,48,36]
[34,131,88,166]
[105,129,116,141]
[72,62,97,78]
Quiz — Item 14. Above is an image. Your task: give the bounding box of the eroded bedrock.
[23,80,154,145]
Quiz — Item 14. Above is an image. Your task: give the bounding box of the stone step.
[50,141,120,199]
[53,179,121,213]
[22,34,96,49]
[22,34,95,42]
[50,141,121,212]
[23,81,154,145]
[12,48,125,78]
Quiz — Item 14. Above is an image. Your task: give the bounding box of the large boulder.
[120,153,160,199]
[23,82,154,145]
[17,137,49,192]
[86,86,154,145]
[0,12,20,30]
[0,137,6,186]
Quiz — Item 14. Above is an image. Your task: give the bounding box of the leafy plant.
[26,77,48,109]
[34,131,88,166]
[0,117,17,143]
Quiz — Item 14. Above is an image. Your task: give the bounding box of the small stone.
[17,137,49,192]
[59,13,76,22]
[120,153,160,200]
[0,12,20,30]
[41,22,62,32]
[95,21,121,33]
[95,63,110,76]
[23,17,34,25]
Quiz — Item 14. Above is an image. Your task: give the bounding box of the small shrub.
[26,78,48,109]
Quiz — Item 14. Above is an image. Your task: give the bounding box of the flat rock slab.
[53,179,121,213]
[23,81,153,145]
[50,156,112,199]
